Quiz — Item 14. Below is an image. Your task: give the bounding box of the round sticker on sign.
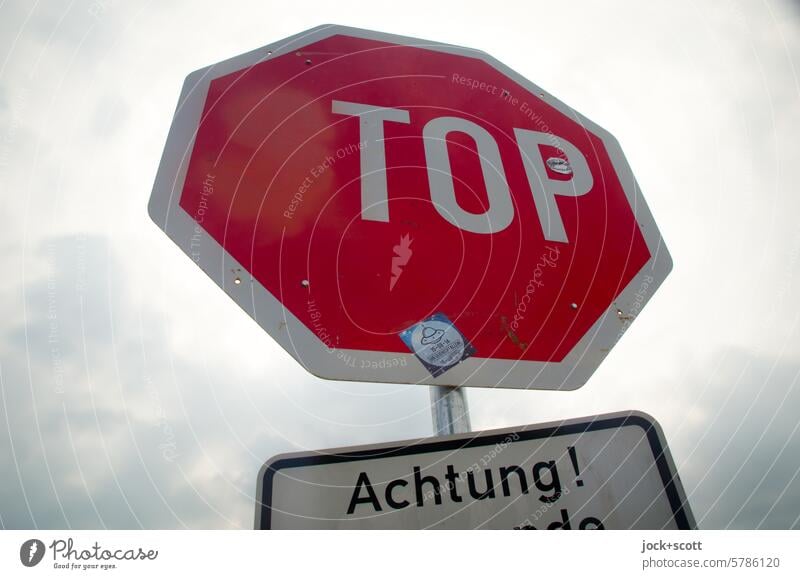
[545,157,573,175]
[399,313,476,377]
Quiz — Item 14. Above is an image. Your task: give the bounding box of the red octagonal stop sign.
[149,25,671,390]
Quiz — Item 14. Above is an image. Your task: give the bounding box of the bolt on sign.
[254,411,695,529]
[149,25,671,389]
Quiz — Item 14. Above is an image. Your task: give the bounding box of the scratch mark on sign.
[500,315,527,351]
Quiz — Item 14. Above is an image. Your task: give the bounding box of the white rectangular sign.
[255,411,695,529]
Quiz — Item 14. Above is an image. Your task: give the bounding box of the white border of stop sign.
[148,24,672,390]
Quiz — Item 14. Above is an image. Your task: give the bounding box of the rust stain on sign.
[500,315,527,351]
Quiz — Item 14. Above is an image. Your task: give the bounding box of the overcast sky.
[1,0,799,529]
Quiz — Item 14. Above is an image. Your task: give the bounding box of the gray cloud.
[670,349,800,529]
[0,235,431,528]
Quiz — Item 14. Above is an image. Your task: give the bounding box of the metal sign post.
[430,386,471,436]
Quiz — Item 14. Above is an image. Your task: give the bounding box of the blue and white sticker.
[399,313,476,378]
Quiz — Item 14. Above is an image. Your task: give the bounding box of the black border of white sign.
[255,411,695,529]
